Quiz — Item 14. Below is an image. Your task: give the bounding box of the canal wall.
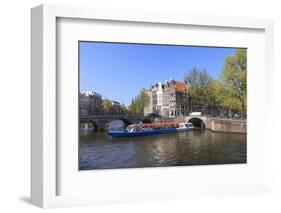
[210,119,246,134]
[186,116,246,133]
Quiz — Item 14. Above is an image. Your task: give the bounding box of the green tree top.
[120,103,128,114]
[129,89,150,115]
[184,67,213,103]
[220,49,247,111]
[102,99,113,112]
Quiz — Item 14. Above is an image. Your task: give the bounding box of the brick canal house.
[143,79,235,118]
[144,79,190,117]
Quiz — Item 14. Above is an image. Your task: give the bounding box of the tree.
[138,89,151,114]
[184,67,213,103]
[102,99,113,113]
[220,49,247,112]
[128,89,151,115]
[206,79,224,107]
[129,98,135,114]
[120,103,128,114]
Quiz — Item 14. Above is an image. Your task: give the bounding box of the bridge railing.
[188,112,246,120]
[81,113,246,121]
[80,114,145,119]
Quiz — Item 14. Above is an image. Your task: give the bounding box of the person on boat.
[134,124,138,132]
[133,121,143,132]
[139,121,143,130]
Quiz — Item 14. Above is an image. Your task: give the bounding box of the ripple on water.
[79,130,246,170]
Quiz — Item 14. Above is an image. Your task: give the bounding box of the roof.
[174,81,187,92]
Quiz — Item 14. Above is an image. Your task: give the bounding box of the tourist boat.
[108,122,177,138]
[176,122,195,132]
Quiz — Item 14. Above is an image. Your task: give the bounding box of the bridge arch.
[80,119,99,131]
[80,115,148,131]
[107,118,133,131]
[108,118,133,126]
[188,117,206,128]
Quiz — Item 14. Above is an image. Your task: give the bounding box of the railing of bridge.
[207,114,246,120]
[80,113,246,121]
[80,114,145,119]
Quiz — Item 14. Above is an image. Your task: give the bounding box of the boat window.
[126,125,133,132]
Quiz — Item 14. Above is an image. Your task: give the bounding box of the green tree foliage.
[129,98,137,114]
[102,99,113,113]
[138,89,151,113]
[184,67,213,103]
[183,49,247,113]
[207,80,224,107]
[129,89,150,114]
[220,49,247,112]
[120,103,128,114]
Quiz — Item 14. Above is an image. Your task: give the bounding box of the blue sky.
[79,42,235,106]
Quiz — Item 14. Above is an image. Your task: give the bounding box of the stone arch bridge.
[185,116,246,133]
[80,115,246,133]
[80,115,150,131]
[185,116,212,128]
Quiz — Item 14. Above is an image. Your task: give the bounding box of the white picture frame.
[31,4,274,208]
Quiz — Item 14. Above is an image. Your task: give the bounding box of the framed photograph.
[31,4,274,208]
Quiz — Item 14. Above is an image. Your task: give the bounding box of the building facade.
[79,90,102,116]
[111,100,121,114]
[144,79,189,117]
[79,91,90,116]
[156,82,164,116]
[162,80,189,117]
[144,82,165,116]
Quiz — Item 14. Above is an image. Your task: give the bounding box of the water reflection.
[79,130,246,170]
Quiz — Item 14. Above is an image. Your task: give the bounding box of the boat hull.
[176,127,189,132]
[108,128,177,138]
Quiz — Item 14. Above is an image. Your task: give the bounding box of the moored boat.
[108,122,177,138]
[176,122,195,132]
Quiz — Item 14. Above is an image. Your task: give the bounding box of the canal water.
[79,129,246,170]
